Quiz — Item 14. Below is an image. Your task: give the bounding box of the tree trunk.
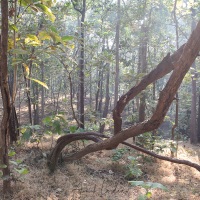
[113,21,200,136]
[23,66,32,125]
[171,0,179,157]
[197,95,200,142]
[138,25,148,122]
[114,0,120,107]
[99,66,110,133]
[41,62,45,119]
[32,84,39,125]
[98,72,103,114]
[48,20,200,172]
[0,0,11,192]
[72,0,86,129]
[190,8,198,144]
[8,74,19,143]
[95,70,101,111]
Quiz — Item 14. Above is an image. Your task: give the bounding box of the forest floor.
[1,137,200,200]
[0,98,200,200]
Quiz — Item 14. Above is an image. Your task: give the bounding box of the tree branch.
[71,0,82,14]
[122,141,200,172]
[48,132,200,172]
[48,21,200,174]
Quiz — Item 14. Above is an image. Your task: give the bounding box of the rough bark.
[8,75,19,143]
[0,0,11,193]
[72,0,86,129]
[48,21,200,173]
[190,9,198,144]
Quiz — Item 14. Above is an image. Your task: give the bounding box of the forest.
[0,0,200,199]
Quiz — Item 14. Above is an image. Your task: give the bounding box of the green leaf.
[22,63,30,76]
[129,181,167,191]
[21,130,32,141]
[150,182,167,191]
[29,125,41,130]
[50,26,58,33]
[38,31,52,41]
[9,24,18,32]
[129,181,144,186]
[16,159,23,164]
[43,116,52,125]
[45,130,53,135]
[12,58,23,65]
[62,36,74,41]
[138,195,147,200]
[69,126,77,133]
[10,160,18,166]
[15,168,29,175]
[20,127,27,134]
[146,191,152,198]
[52,120,61,134]
[8,150,16,157]
[0,164,7,169]
[48,31,62,43]
[12,48,29,55]
[25,34,41,46]
[19,0,32,6]
[34,3,56,22]
[128,156,137,161]
[28,77,49,89]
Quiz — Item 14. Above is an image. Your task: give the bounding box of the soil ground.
[0,96,200,200]
[0,139,200,200]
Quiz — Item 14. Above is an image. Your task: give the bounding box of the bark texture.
[71,0,86,129]
[0,0,11,193]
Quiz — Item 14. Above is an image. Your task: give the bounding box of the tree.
[48,20,200,173]
[190,7,198,144]
[114,0,120,107]
[138,25,148,124]
[71,0,86,129]
[171,0,179,157]
[0,0,12,193]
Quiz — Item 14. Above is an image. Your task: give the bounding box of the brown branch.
[56,132,108,144]
[48,21,200,174]
[122,141,200,172]
[48,132,107,172]
[68,72,80,127]
[113,20,200,135]
[49,20,200,161]
[53,56,80,127]
[48,132,200,172]
[113,51,179,134]
[71,0,83,14]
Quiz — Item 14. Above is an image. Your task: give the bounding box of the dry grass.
[0,98,199,199]
[0,138,199,200]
